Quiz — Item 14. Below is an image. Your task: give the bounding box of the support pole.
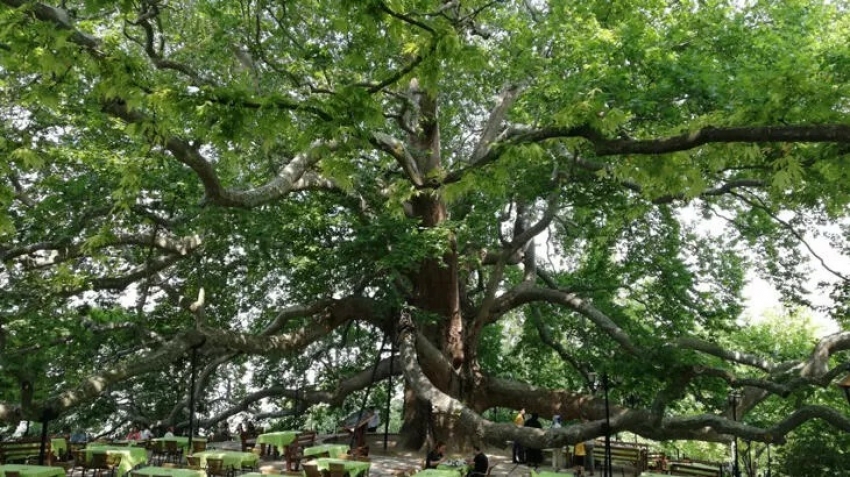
[603,373,611,477]
[188,346,198,453]
[38,418,49,465]
[383,343,394,451]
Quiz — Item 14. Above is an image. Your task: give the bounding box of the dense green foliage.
[2,1,850,468]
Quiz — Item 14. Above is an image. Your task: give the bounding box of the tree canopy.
[3,0,850,457]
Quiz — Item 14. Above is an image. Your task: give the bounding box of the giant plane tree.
[3,0,850,452]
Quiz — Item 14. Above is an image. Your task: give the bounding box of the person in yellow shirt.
[512,408,526,463]
[573,441,586,477]
[514,408,526,426]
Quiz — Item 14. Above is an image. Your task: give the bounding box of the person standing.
[584,437,595,476]
[466,446,489,477]
[524,413,543,469]
[573,441,586,477]
[512,408,526,464]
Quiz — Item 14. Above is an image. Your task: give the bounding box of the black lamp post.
[728,389,742,477]
[588,372,612,477]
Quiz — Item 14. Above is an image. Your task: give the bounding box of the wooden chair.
[303,463,326,477]
[150,440,165,465]
[191,440,207,454]
[72,449,90,476]
[186,455,202,470]
[88,452,112,477]
[164,440,182,463]
[206,457,231,477]
[106,453,123,477]
[328,462,348,477]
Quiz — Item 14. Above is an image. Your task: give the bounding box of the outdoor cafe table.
[151,437,207,453]
[255,432,298,455]
[639,473,670,477]
[191,451,259,471]
[49,438,67,459]
[0,465,65,477]
[436,462,469,476]
[312,458,371,477]
[132,466,206,477]
[416,470,462,477]
[85,444,149,476]
[302,445,350,459]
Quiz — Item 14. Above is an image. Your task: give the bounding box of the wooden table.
[255,432,298,455]
[0,465,66,477]
[150,438,206,454]
[131,466,206,477]
[85,445,149,476]
[312,458,371,477]
[416,470,463,477]
[192,450,259,470]
[49,439,67,459]
[303,445,350,459]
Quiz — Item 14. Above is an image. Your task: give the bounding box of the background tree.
[2,0,850,454]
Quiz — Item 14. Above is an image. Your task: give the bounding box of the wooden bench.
[592,442,647,477]
[0,439,53,465]
[669,461,722,477]
[283,431,317,471]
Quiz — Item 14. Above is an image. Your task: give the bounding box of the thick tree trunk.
[396,385,431,451]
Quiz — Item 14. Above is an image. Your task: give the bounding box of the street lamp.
[728,389,742,477]
[588,372,612,477]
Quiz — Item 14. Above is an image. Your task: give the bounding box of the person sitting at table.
[367,408,380,432]
[425,441,447,469]
[140,426,154,440]
[126,426,142,441]
[70,428,88,444]
[164,426,176,438]
[466,446,489,477]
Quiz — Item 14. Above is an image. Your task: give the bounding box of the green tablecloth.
[85,444,149,476]
[639,473,670,477]
[50,439,67,458]
[417,470,462,477]
[303,445,350,459]
[0,465,66,477]
[312,458,371,477]
[255,432,298,455]
[132,466,206,477]
[436,463,469,476]
[151,437,206,453]
[192,451,259,470]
